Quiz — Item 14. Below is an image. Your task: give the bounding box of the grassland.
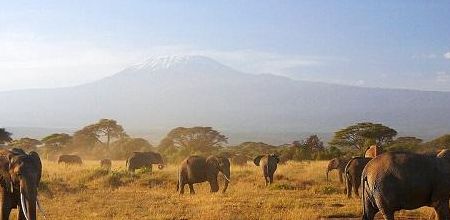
[30,160,435,220]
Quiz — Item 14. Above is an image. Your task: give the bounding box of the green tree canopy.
[329,122,397,151]
[0,128,12,145]
[386,136,423,152]
[9,138,41,150]
[76,119,127,149]
[42,133,72,147]
[424,134,450,150]
[159,126,227,155]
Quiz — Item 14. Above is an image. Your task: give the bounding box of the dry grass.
[32,160,435,219]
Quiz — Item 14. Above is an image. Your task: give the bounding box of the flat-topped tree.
[159,126,227,155]
[76,119,128,149]
[329,122,397,153]
[42,133,72,147]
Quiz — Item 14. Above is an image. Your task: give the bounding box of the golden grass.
[32,160,435,219]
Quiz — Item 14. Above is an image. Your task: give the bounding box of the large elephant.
[254,154,280,186]
[126,151,165,172]
[58,154,82,165]
[344,156,371,198]
[361,150,450,220]
[177,155,230,194]
[326,157,350,183]
[364,145,383,158]
[0,148,44,220]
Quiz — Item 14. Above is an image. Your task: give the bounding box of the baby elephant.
[100,159,112,170]
[177,155,231,194]
[254,154,280,186]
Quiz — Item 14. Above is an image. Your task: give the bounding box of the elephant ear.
[0,150,14,193]
[29,151,42,185]
[253,155,264,166]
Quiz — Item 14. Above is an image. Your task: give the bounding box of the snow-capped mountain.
[1,55,450,143]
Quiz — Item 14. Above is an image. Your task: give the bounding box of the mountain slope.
[1,55,450,143]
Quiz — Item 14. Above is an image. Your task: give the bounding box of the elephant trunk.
[326,168,330,181]
[221,171,230,193]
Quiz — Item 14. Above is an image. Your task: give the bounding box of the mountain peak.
[129,55,228,72]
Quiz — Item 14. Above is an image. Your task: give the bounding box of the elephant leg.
[433,199,450,220]
[269,174,274,185]
[361,197,378,220]
[264,176,269,186]
[0,191,12,220]
[354,179,360,197]
[0,205,11,220]
[188,184,195,194]
[179,182,186,194]
[148,164,153,173]
[380,210,394,220]
[346,176,352,198]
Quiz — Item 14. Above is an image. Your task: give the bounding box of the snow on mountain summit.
[129,55,229,72]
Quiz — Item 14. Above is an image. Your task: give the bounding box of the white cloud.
[444,52,450,60]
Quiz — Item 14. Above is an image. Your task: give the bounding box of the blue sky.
[1,1,449,91]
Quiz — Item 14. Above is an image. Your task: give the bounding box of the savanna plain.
[31,160,435,220]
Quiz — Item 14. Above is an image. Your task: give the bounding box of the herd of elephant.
[0,147,279,220]
[326,145,450,220]
[2,146,450,220]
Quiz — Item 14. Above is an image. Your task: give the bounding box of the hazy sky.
[1,1,450,91]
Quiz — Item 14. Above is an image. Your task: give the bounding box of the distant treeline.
[0,120,449,162]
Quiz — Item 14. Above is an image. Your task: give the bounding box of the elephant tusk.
[37,198,47,219]
[20,192,30,220]
[222,174,231,182]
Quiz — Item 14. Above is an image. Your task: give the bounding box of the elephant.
[344,156,371,198]
[177,155,230,194]
[57,154,82,165]
[126,152,164,172]
[364,145,383,158]
[361,150,450,220]
[100,159,112,170]
[326,157,350,183]
[254,154,280,186]
[0,148,45,220]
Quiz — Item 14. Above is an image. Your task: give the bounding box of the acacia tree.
[9,138,41,150]
[329,122,397,151]
[42,133,72,147]
[0,128,12,145]
[76,119,127,149]
[159,126,227,154]
[303,135,324,152]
